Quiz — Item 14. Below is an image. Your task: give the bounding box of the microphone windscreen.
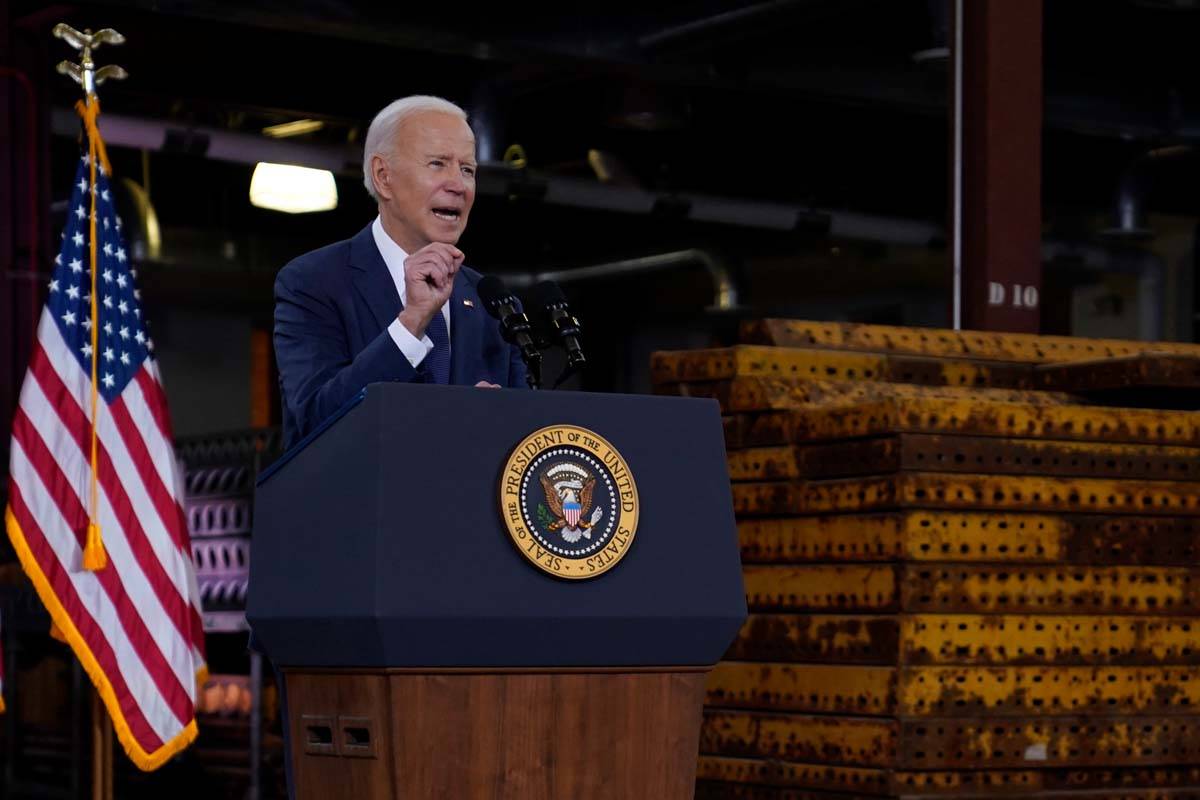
[476,275,511,316]
[529,280,568,309]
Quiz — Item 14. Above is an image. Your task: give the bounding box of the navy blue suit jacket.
[274,222,527,449]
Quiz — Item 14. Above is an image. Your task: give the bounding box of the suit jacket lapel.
[349,223,402,334]
[449,272,483,385]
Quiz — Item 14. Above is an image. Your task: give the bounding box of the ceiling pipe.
[54,108,944,247]
[506,249,740,311]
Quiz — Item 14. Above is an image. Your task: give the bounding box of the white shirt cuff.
[387,317,435,368]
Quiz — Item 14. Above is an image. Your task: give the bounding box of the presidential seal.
[500,425,639,579]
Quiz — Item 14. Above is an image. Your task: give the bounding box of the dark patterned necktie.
[425,308,451,384]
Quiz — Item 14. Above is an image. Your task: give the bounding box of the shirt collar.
[371,215,409,301]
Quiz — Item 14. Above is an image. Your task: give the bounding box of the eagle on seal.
[541,471,602,543]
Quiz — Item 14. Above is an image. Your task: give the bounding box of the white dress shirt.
[373,216,452,369]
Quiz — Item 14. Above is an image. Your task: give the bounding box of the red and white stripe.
[6,313,206,761]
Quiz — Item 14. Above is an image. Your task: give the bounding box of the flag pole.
[52,24,127,800]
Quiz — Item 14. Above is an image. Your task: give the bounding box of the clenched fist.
[397,242,464,338]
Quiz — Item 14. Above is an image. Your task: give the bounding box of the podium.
[247,383,746,800]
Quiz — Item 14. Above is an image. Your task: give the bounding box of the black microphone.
[529,280,585,372]
[477,275,541,389]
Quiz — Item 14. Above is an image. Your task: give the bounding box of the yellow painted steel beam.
[896,715,1200,768]
[707,663,1200,717]
[727,437,1200,482]
[782,397,1200,445]
[738,512,1200,565]
[742,564,1200,614]
[728,614,899,664]
[695,755,890,795]
[733,474,1200,517]
[648,346,1038,389]
[703,710,1200,768]
[743,565,900,612]
[670,376,1073,412]
[700,710,897,766]
[902,614,1200,666]
[739,318,1200,364]
[706,662,897,715]
[729,613,1200,666]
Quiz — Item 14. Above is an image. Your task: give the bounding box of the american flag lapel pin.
[463,299,475,308]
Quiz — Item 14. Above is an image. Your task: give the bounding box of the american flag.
[4,146,207,769]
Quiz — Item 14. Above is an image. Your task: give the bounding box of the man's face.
[375,110,477,252]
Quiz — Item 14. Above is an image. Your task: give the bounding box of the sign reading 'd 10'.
[988,282,1040,310]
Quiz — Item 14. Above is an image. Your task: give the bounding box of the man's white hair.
[362,95,469,200]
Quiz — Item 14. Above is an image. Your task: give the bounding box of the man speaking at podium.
[273,95,528,449]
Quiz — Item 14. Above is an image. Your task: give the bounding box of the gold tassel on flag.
[76,94,113,572]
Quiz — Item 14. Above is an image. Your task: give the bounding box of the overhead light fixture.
[262,119,325,138]
[249,162,338,214]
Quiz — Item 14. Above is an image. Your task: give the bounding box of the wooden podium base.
[283,668,708,800]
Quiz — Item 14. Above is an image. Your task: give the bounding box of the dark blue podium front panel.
[246,383,746,668]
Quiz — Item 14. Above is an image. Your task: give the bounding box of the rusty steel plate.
[696,756,890,796]
[727,614,899,664]
[898,715,1200,768]
[701,710,897,766]
[728,436,1200,482]
[675,377,1074,413]
[699,760,1200,798]
[650,346,1042,389]
[737,513,1200,566]
[683,377,1073,408]
[739,319,1200,365]
[705,663,1200,718]
[706,662,897,715]
[742,564,1200,615]
[901,565,1200,615]
[743,565,900,612]
[783,398,1200,446]
[894,766,1200,798]
[703,711,1200,769]
[902,615,1200,667]
[1036,354,1200,392]
[733,474,1200,517]
[652,346,887,384]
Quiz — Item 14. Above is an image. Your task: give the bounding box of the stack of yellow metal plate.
[654,320,1200,800]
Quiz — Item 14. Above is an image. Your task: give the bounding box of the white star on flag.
[103,268,113,283]
[116,274,127,288]
[103,218,111,230]
[81,342,93,358]
[74,205,86,220]
[135,330,145,344]
[120,352,131,365]
[72,232,84,247]
[103,295,113,309]
[103,243,113,257]
[102,373,115,389]
[49,278,60,292]
[55,253,62,266]
[116,247,127,263]
[103,322,113,336]
[103,347,114,362]
[78,176,87,192]
[61,310,76,326]
[67,285,80,300]
[119,326,130,340]
[82,318,92,331]
[118,300,128,314]
[101,188,110,201]
[69,258,83,273]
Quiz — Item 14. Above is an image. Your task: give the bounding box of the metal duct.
[506,249,739,311]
